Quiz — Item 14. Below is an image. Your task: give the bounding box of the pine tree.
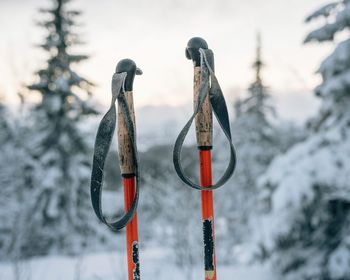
[236,33,274,121]
[0,95,13,257]
[0,93,34,261]
[214,34,291,262]
[258,1,350,279]
[19,0,106,258]
[0,93,11,144]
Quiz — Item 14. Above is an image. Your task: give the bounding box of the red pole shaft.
[199,150,217,280]
[123,176,140,280]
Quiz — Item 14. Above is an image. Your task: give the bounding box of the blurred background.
[1,0,349,279]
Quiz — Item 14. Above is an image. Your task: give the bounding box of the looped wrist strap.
[90,72,139,231]
[173,48,237,190]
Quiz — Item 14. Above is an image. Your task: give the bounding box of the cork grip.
[118,91,136,175]
[194,66,213,148]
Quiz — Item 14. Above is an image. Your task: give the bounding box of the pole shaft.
[118,90,140,280]
[200,150,216,280]
[123,177,140,280]
[194,64,216,279]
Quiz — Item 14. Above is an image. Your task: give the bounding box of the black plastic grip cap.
[115,59,142,91]
[185,37,208,66]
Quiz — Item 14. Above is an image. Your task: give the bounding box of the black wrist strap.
[90,72,139,231]
[173,49,237,190]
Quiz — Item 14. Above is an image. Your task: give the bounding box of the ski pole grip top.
[186,37,213,149]
[115,58,143,91]
[116,59,142,176]
[186,37,208,66]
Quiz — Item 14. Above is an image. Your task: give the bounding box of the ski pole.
[189,37,216,280]
[173,37,237,280]
[116,59,141,280]
[90,58,142,280]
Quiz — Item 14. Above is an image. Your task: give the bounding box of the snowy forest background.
[1,0,350,279]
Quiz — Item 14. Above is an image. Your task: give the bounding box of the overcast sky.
[0,0,332,122]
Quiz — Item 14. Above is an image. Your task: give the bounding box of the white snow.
[305,2,339,22]
[258,115,350,245]
[304,1,350,43]
[328,245,350,279]
[0,248,273,280]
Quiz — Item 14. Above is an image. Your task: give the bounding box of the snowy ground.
[0,247,273,280]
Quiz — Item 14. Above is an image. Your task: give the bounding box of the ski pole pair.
[90,37,236,280]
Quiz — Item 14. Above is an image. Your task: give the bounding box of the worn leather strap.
[90,72,139,231]
[173,48,237,190]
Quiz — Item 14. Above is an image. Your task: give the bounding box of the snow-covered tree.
[214,34,295,262]
[18,0,106,258]
[258,1,350,279]
[234,34,274,121]
[0,93,34,260]
[0,95,13,256]
[0,93,11,144]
